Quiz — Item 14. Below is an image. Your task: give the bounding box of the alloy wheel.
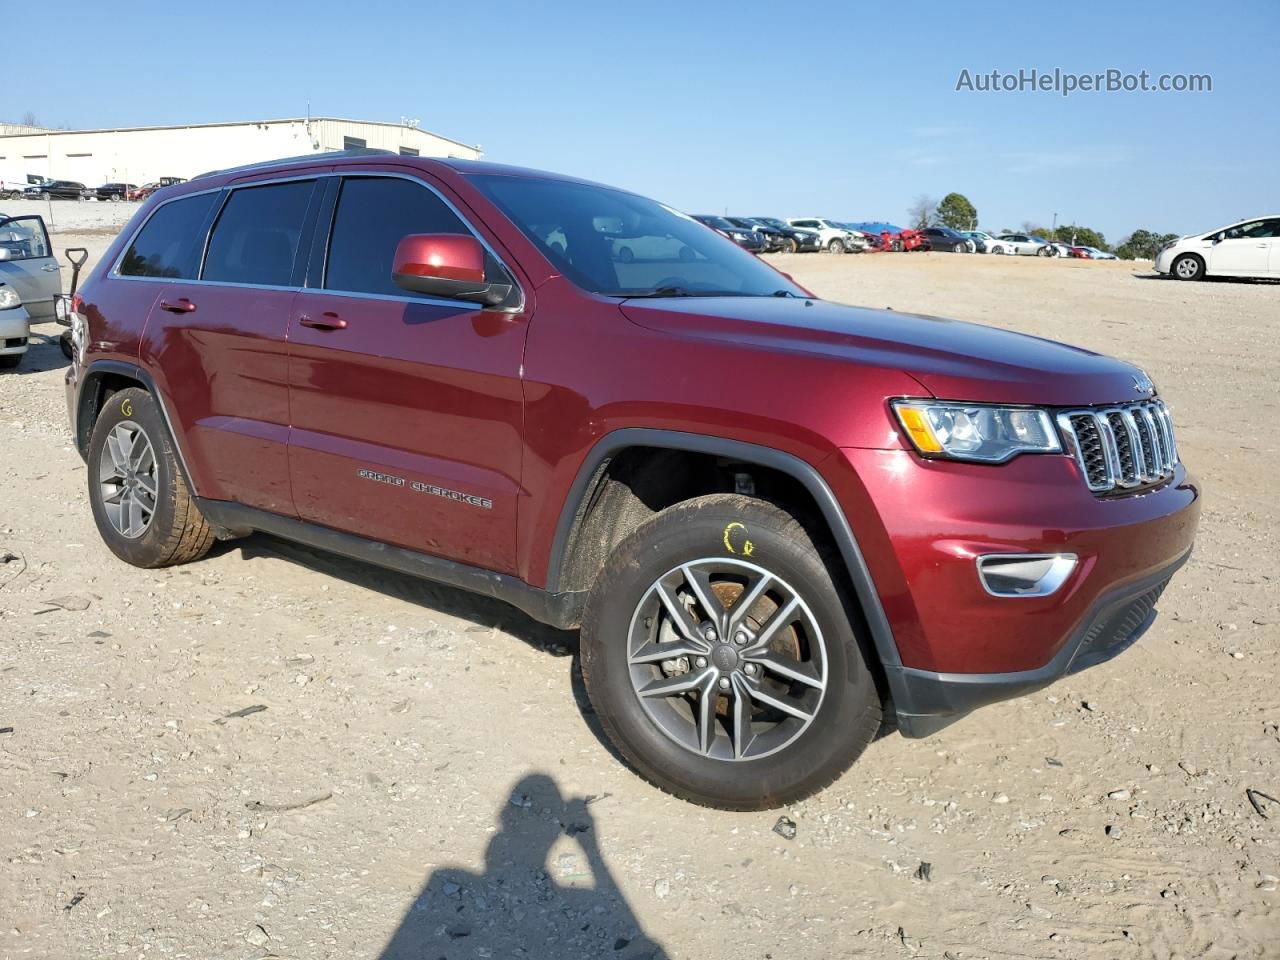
[98,421,158,539]
[626,558,828,761]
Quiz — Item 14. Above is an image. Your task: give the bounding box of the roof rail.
[191,147,397,181]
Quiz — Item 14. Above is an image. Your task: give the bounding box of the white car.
[787,218,864,254]
[962,230,1007,254]
[1081,247,1118,261]
[0,281,30,369]
[1154,215,1280,281]
[995,233,1055,257]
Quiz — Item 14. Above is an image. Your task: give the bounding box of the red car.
[1069,246,1092,259]
[64,152,1199,809]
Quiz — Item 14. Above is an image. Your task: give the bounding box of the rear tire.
[87,387,215,568]
[826,239,846,254]
[580,495,881,810]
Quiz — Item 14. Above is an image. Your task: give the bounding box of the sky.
[11,1,1278,244]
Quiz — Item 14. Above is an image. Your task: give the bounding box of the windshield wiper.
[771,289,799,297]
[622,286,693,298]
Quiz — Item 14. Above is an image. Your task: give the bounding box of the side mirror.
[0,248,12,262]
[392,233,514,308]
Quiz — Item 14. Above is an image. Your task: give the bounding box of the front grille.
[1057,400,1178,493]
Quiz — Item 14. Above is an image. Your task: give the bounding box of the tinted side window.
[324,176,481,298]
[203,180,315,286]
[119,193,218,277]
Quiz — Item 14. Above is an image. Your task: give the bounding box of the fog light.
[977,554,1077,598]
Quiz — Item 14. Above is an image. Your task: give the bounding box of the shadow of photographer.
[378,773,667,959]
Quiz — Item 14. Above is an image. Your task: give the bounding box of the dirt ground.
[1,232,1277,960]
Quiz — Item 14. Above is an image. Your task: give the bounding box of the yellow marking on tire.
[723,521,755,556]
[121,398,133,418]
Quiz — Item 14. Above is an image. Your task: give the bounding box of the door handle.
[298,312,347,330]
[42,263,60,272]
[159,298,197,313]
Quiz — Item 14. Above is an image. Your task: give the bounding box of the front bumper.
[828,447,1200,735]
[0,307,31,354]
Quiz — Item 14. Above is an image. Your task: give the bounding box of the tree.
[20,111,38,127]
[936,193,978,231]
[1115,229,1180,261]
[907,195,937,231]
[1050,224,1108,249]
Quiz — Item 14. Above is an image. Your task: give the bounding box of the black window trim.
[110,170,525,312]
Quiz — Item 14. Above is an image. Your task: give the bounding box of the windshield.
[470,176,803,298]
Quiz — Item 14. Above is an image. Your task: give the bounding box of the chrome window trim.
[319,170,526,314]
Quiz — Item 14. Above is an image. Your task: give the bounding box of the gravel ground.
[1,240,1277,960]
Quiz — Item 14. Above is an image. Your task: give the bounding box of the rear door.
[286,172,528,574]
[141,178,322,515]
[0,215,59,320]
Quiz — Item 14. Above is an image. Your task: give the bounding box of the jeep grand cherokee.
[64,151,1200,809]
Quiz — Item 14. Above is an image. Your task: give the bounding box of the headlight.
[893,401,1061,463]
[0,287,21,310]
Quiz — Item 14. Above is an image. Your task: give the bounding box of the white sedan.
[995,233,1055,257]
[1154,215,1280,281]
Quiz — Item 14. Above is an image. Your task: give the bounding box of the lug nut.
[718,677,731,691]
[694,656,707,668]
[734,631,749,645]
[702,625,718,642]
[744,663,757,676]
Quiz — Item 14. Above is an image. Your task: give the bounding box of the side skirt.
[195,498,585,630]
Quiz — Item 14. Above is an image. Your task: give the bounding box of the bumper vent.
[1057,400,1178,493]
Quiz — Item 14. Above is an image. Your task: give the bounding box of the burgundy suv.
[65,151,1200,809]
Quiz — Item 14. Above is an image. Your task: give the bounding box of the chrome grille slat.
[1058,400,1180,494]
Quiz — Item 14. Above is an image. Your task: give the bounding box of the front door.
[287,173,528,574]
[1207,219,1275,276]
[0,215,59,320]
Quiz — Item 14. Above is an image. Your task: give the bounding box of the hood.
[621,296,1149,407]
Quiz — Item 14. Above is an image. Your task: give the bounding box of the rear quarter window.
[118,192,219,278]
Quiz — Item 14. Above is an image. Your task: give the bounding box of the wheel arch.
[75,360,198,495]
[544,429,903,676]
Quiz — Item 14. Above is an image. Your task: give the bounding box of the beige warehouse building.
[0,117,482,187]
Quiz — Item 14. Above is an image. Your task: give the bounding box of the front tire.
[87,387,215,568]
[1037,245,1052,257]
[826,238,846,254]
[580,495,881,810]
[781,238,797,254]
[1172,253,1205,281]
[0,353,22,369]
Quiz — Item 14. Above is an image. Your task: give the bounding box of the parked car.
[128,177,188,202]
[22,179,86,201]
[960,230,1008,254]
[920,226,974,253]
[0,278,29,369]
[1154,215,1280,281]
[81,183,138,202]
[787,218,863,254]
[996,233,1055,257]
[692,215,767,253]
[749,218,822,252]
[0,213,60,323]
[1083,247,1118,260]
[726,217,787,253]
[1,173,44,200]
[835,224,875,252]
[1067,246,1092,259]
[65,151,1199,810]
